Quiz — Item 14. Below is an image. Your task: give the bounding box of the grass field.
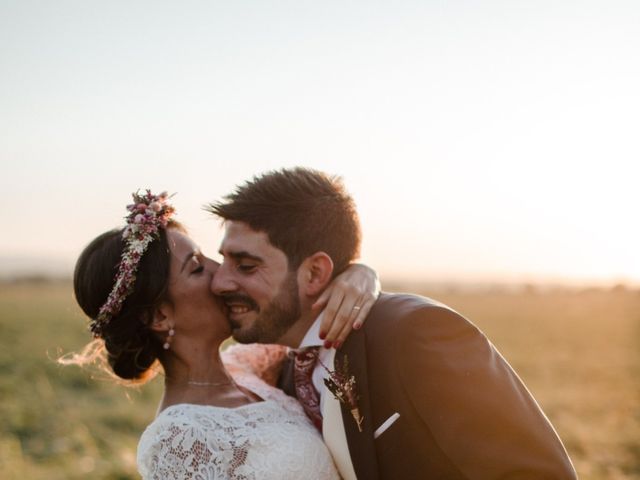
[0,281,638,479]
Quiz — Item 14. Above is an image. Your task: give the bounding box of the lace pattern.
[137,352,339,480]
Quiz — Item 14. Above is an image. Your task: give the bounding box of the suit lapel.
[338,329,379,480]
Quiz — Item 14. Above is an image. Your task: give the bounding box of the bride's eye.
[191,259,205,275]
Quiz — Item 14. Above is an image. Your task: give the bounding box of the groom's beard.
[224,272,301,344]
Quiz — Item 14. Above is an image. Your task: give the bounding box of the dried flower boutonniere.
[319,355,364,432]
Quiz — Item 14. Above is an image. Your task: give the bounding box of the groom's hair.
[207,167,361,275]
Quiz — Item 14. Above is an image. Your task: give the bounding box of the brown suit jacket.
[281,293,577,479]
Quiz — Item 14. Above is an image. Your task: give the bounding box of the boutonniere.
[319,354,364,432]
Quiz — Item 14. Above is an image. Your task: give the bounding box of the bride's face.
[163,229,230,341]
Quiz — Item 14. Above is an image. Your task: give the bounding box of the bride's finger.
[311,283,332,311]
[318,288,346,344]
[315,263,380,346]
[333,291,376,348]
[351,290,377,330]
[330,295,362,348]
[323,289,360,345]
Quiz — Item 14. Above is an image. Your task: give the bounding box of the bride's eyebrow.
[180,250,198,272]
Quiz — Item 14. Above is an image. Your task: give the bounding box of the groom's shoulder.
[365,293,488,358]
[371,292,457,318]
[368,292,476,335]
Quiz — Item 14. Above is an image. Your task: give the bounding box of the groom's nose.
[210,260,236,295]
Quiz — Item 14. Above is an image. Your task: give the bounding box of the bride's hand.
[312,263,380,348]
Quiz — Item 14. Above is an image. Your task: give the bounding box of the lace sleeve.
[221,343,288,386]
[138,419,218,480]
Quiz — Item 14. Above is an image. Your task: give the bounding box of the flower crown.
[90,190,176,338]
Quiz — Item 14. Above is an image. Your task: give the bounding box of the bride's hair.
[64,221,183,383]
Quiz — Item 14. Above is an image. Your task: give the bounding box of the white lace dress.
[136,345,340,480]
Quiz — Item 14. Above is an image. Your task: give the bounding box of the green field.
[0,282,638,479]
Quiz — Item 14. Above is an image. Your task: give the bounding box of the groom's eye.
[237,263,257,273]
[191,266,204,274]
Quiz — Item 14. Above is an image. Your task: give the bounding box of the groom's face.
[211,221,301,344]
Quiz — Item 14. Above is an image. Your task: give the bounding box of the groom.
[209,167,577,479]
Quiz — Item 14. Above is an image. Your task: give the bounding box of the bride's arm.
[313,262,380,348]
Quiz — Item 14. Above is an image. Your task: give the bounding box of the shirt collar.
[298,311,325,349]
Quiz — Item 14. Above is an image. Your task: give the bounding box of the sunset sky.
[1,1,638,285]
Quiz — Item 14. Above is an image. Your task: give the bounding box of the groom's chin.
[229,320,260,344]
[231,329,259,345]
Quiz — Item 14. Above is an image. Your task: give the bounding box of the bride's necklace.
[165,375,236,388]
[165,376,260,403]
[186,379,235,387]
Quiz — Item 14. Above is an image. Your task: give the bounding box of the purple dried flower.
[90,190,176,337]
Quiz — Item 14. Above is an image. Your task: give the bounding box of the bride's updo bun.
[73,221,182,382]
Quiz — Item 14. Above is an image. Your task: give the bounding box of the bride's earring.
[163,327,175,350]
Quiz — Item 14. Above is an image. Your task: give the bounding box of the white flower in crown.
[90,189,176,338]
[131,240,146,254]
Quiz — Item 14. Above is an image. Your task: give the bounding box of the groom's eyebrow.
[223,250,264,263]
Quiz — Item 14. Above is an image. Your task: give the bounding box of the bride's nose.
[204,257,220,274]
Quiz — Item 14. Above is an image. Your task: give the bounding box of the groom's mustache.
[220,293,259,311]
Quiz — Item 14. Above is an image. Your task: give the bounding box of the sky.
[1,1,638,285]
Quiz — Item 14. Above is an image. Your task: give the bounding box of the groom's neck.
[275,309,316,348]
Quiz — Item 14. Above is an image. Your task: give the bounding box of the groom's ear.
[298,252,334,297]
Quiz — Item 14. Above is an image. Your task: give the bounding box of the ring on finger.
[352,305,362,312]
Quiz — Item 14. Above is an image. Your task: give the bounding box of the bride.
[69,190,378,479]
